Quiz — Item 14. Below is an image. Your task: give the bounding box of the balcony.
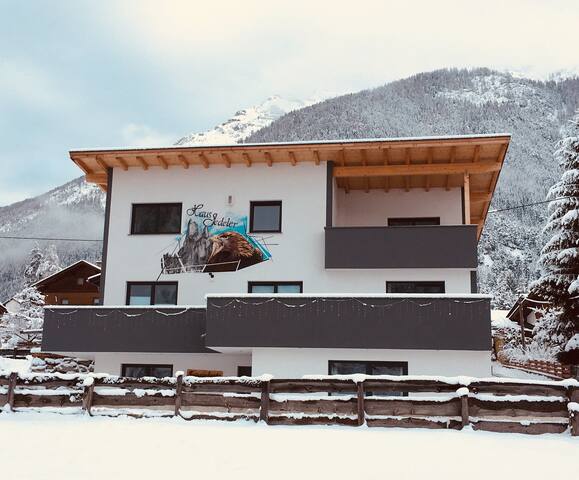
[42,306,211,353]
[206,294,491,351]
[324,225,478,269]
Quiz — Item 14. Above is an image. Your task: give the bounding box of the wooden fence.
[1,372,578,436]
[499,357,574,379]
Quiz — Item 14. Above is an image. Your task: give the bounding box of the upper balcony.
[325,224,478,269]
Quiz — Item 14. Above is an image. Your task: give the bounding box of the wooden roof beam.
[334,161,501,178]
[136,156,149,171]
[382,148,390,193]
[115,156,128,171]
[157,155,168,170]
[289,151,297,166]
[313,150,321,166]
[264,151,273,167]
[471,192,492,203]
[221,153,231,168]
[445,146,456,191]
[199,153,209,168]
[177,154,189,169]
[425,148,433,192]
[404,149,411,192]
[242,152,252,167]
[74,158,92,174]
[85,173,107,184]
[95,155,109,172]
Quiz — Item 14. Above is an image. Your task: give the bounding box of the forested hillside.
[247,68,579,306]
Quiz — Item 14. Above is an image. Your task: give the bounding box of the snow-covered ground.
[0,356,31,375]
[0,412,575,480]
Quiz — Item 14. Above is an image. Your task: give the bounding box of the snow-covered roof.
[31,260,101,289]
[70,133,511,153]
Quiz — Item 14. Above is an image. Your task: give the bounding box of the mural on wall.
[161,203,272,274]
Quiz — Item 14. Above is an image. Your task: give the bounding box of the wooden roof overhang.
[71,134,510,238]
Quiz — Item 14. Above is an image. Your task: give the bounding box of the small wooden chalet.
[32,260,101,306]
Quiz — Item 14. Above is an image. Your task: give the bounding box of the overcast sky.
[1,0,578,206]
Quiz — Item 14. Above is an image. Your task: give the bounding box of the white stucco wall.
[251,348,491,378]
[103,163,473,305]
[335,188,463,226]
[93,352,251,376]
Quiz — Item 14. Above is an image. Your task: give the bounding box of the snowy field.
[0,412,576,480]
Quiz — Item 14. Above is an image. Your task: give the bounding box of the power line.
[0,196,577,243]
[488,195,579,214]
[0,235,102,242]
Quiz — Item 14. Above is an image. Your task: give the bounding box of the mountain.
[174,94,331,146]
[0,95,322,301]
[0,177,105,301]
[3,69,579,307]
[246,68,579,307]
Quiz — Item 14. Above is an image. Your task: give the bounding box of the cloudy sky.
[1,0,578,205]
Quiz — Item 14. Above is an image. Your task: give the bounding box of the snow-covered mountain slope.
[0,177,105,301]
[174,94,330,146]
[247,68,579,307]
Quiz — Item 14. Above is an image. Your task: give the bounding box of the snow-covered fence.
[499,358,574,379]
[1,371,578,436]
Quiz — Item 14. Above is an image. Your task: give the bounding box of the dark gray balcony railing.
[325,225,478,269]
[42,306,211,353]
[206,294,491,351]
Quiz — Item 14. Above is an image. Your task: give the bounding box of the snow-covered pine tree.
[36,244,61,280]
[0,286,45,348]
[24,246,44,284]
[531,111,579,364]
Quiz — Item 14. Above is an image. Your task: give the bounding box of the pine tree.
[0,286,45,348]
[532,111,579,363]
[24,246,44,284]
[36,244,61,280]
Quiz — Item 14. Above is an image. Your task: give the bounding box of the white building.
[42,134,510,378]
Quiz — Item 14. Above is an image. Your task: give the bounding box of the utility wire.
[0,196,577,243]
[0,235,102,242]
[487,195,579,214]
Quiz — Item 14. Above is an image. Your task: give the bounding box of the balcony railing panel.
[325,225,478,269]
[42,306,211,353]
[206,294,491,351]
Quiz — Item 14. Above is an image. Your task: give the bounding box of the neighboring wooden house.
[32,260,101,306]
[506,291,550,330]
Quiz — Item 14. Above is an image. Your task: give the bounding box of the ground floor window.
[329,360,408,376]
[126,282,178,305]
[121,364,173,378]
[248,281,303,293]
[386,281,445,294]
[329,360,408,396]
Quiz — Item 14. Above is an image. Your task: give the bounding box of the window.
[248,281,303,293]
[93,297,101,305]
[386,281,445,294]
[131,203,182,235]
[60,298,69,305]
[76,278,84,285]
[250,201,282,233]
[329,360,408,396]
[237,366,252,376]
[387,217,440,227]
[121,364,173,378]
[126,282,178,305]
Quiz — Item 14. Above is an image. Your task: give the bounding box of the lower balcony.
[325,225,478,269]
[42,306,210,353]
[205,294,491,351]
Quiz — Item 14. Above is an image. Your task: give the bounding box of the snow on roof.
[70,133,512,153]
[206,293,492,299]
[30,259,101,288]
